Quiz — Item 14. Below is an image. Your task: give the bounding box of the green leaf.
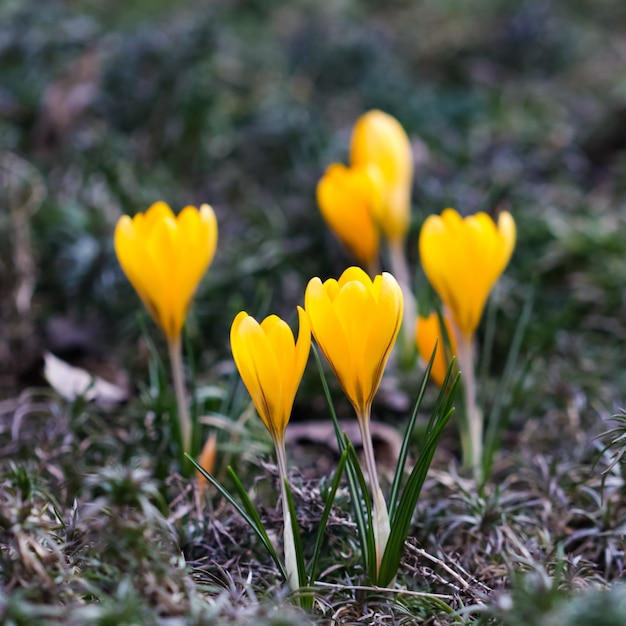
[308,448,348,586]
[311,345,371,577]
[186,454,288,581]
[388,341,436,521]
[482,286,534,484]
[345,437,377,583]
[378,368,460,587]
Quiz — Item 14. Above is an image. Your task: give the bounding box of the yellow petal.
[231,313,282,436]
[350,110,413,243]
[317,163,379,266]
[305,276,355,401]
[415,313,457,387]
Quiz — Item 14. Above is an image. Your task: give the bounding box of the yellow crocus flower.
[415,312,458,388]
[114,201,218,341]
[419,208,516,339]
[305,266,403,573]
[230,307,311,443]
[230,308,311,591]
[350,110,413,245]
[316,162,381,270]
[304,266,403,420]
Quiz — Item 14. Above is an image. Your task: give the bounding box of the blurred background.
[1,0,626,424]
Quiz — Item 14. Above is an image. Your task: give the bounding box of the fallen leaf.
[43,351,127,406]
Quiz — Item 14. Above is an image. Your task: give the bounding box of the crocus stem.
[275,438,299,591]
[456,332,482,479]
[388,240,417,366]
[168,334,192,455]
[358,407,390,575]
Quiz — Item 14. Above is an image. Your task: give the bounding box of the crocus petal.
[305,277,355,401]
[350,110,413,244]
[317,163,379,266]
[415,313,457,387]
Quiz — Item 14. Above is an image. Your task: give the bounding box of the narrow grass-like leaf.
[186,454,288,580]
[283,478,309,608]
[388,342,436,521]
[482,287,534,483]
[379,369,460,587]
[308,449,348,586]
[312,345,370,576]
[345,437,377,583]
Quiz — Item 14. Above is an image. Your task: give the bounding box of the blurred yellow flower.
[115,201,218,340]
[350,110,413,244]
[419,209,516,338]
[230,308,311,442]
[415,312,457,387]
[316,162,381,268]
[304,267,403,418]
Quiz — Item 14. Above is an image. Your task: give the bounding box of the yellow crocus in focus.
[316,162,381,271]
[230,307,311,591]
[304,267,403,420]
[350,110,413,245]
[305,266,403,573]
[419,208,516,339]
[114,201,218,341]
[415,312,457,388]
[230,308,311,443]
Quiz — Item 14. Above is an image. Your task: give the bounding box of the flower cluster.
[113,109,517,601]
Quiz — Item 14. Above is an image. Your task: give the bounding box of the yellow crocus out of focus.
[316,162,381,270]
[350,110,413,245]
[305,266,403,573]
[230,308,311,444]
[419,208,516,339]
[114,201,218,340]
[415,312,457,388]
[419,207,516,475]
[230,307,311,591]
[304,267,403,420]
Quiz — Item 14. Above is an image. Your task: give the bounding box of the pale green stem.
[275,438,299,591]
[456,332,482,479]
[168,335,192,455]
[388,240,417,366]
[358,406,390,575]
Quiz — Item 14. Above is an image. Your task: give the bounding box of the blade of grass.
[186,454,288,580]
[388,342,436,521]
[308,448,348,586]
[379,370,460,587]
[345,437,377,583]
[312,345,370,577]
[482,286,534,483]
